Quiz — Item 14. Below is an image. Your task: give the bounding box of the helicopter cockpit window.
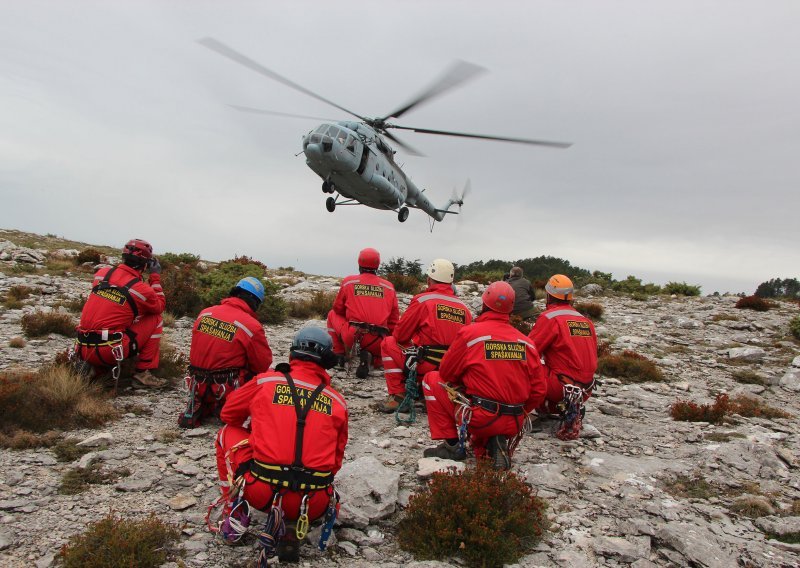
[336,130,348,146]
[346,136,356,153]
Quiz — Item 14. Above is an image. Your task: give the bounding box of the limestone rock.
[728,347,765,362]
[336,456,400,528]
[0,529,12,550]
[655,522,737,568]
[581,283,604,295]
[592,535,650,563]
[76,432,113,447]
[115,477,155,492]
[780,368,800,392]
[168,494,198,511]
[756,515,800,537]
[416,457,465,478]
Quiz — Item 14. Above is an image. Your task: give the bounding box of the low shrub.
[288,290,337,319]
[0,430,60,449]
[58,296,86,314]
[461,271,506,285]
[611,275,661,296]
[0,365,118,444]
[160,263,204,318]
[735,295,772,311]
[704,431,746,443]
[597,340,612,358]
[58,513,180,568]
[575,301,603,320]
[385,273,423,294]
[4,284,33,304]
[711,313,740,322]
[161,312,176,328]
[663,474,716,500]
[75,248,102,265]
[52,438,92,462]
[730,395,792,420]
[670,394,731,424]
[596,350,664,383]
[663,281,702,296]
[731,369,768,386]
[257,279,287,324]
[398,463,549,567]
[59,462,130,495]
[791,316,800,340]
[509,315,533,335]
[9,337,25,348]
[20,310,76,337]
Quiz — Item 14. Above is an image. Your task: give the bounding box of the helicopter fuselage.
[303,121,444,221]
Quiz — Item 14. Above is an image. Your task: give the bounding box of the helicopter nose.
[304,143,323,161]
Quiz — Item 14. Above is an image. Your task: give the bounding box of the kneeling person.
[214,327,348,563]
[380,258,472,413]
[180,277,273,428]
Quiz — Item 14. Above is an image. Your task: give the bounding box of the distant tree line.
[754,278,800,299]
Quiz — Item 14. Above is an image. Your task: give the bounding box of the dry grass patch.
[2,285,34,308]
[52,438,93,462]
[288,290,337,319]
[663,474,717,500]
[161,311,176,328]
[157,428,181,443]
[574,301,604,320]
[59,513,180,568]
[8,337,26,348]
[0,365,118,447]
[20,310,76,337]
[59,463,130,495]
[670,393,791,424]
[0,430,61,449]
[704,431,746,443]
[711,313,740,322]
[597,350,665,383]
[729,495,775,519]
[151,340,188,381]
[731,369,768,386]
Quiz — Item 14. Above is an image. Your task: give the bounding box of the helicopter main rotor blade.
[198,37,368,122]
[228,105,336,122]
[388,124,572,148]
[380,60,487,121]
[382,130,425,157]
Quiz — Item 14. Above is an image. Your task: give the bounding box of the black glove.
[149,258,162,274]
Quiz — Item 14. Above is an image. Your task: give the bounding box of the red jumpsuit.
[326,273,399,362]
[77,264,165,372]
[216,360,348,521]
[186,297,273,422]
[528,304,598,414]
[382,283,473,396]
[423,310,546,456]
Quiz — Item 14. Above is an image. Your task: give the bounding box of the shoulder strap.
[91,268,140,319]
[282,371,327,469]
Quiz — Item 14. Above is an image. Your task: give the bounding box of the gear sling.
[74,268,140,386]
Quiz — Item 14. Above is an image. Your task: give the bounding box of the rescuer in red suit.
[326,247,399,378]
[179,277,273,428]
[75,238,166,388]
[422,281,546,469]
[378,258,473,413]
[528,274,598,414]
[214,326,347,562]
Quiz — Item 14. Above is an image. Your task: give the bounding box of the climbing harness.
[556,383,586,441]
[180,366,241,428]
[395,346,419,424]
[346,321,389,378]
[441,382,473,454]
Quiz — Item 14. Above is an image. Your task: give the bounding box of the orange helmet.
[545,274,574,301]
[482,281,515,314]
[358,248,380,270]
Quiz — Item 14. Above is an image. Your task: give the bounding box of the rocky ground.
[0,232,799,567]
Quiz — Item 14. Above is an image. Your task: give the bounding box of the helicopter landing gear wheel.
[326,196,336,212]
[398,207,409,223]
[322,181,334,194]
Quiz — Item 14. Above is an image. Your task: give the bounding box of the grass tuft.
[8,337,26,348]
[59,513,180,568]
[729,496,774,519]
[20,310,76,337]
[398,463,549,567]
[59,463,130,495]
[52,438,92,462]
[574,301,603,320]
[288,290,337,319]
[663,474,716,500]
[731,369,768,386]
[597,349,664,383]
[2,285,34,308]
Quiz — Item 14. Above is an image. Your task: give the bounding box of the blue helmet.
[235,277,265,302]
[290,326,337,369]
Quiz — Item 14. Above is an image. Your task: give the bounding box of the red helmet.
[358,247,380,270]
[482,281,515,314]
[122,239,153,260]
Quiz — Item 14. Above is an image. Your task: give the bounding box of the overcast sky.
[1,1,798,294]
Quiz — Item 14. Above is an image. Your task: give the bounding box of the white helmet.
[427,258,455,284]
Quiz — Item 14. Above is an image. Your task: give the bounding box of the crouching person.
[74,238,166,389]
[213,327,348,564]
[422,282,546,470]
[179,277,273,428]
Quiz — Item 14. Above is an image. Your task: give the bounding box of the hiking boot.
[277,529,300,562]
[355,350,371,379]
[423,441,466,461]
[487,435,511,470]
[378,394,405,414]
[132,370,167,389]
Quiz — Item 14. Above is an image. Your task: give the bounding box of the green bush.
[159,252,201,269]
[59,513,180,568]
[257,278,287,324]
[597,350,664,383]
[385,273,423,295]
[75,248,102,265]
[160,264,203,318]
[663,281,702,296]
[398,463,549,567]
[509,315,533,335]
[611,275,661,295]
[20,310,75,337]
[461,271,506,284]
[790,316,800,340]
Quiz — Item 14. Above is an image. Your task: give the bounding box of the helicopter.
[199,38,572,225]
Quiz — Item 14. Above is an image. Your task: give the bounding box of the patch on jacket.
[436,304,467,324]
[353,284,384,298]
[272,384,333,415]
[484,341,526,361]
[567,320,593,337]
[196,316,236,342]
[92,287,127,306]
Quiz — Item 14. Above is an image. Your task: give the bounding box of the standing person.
[179,277,273,428]
[421,281,546,469]
[213,327,347,563]
[507,266,537,320]
[528,274,598,420]
[326,248,399,378]
[75,238,166,388]
[379,258,472,413]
